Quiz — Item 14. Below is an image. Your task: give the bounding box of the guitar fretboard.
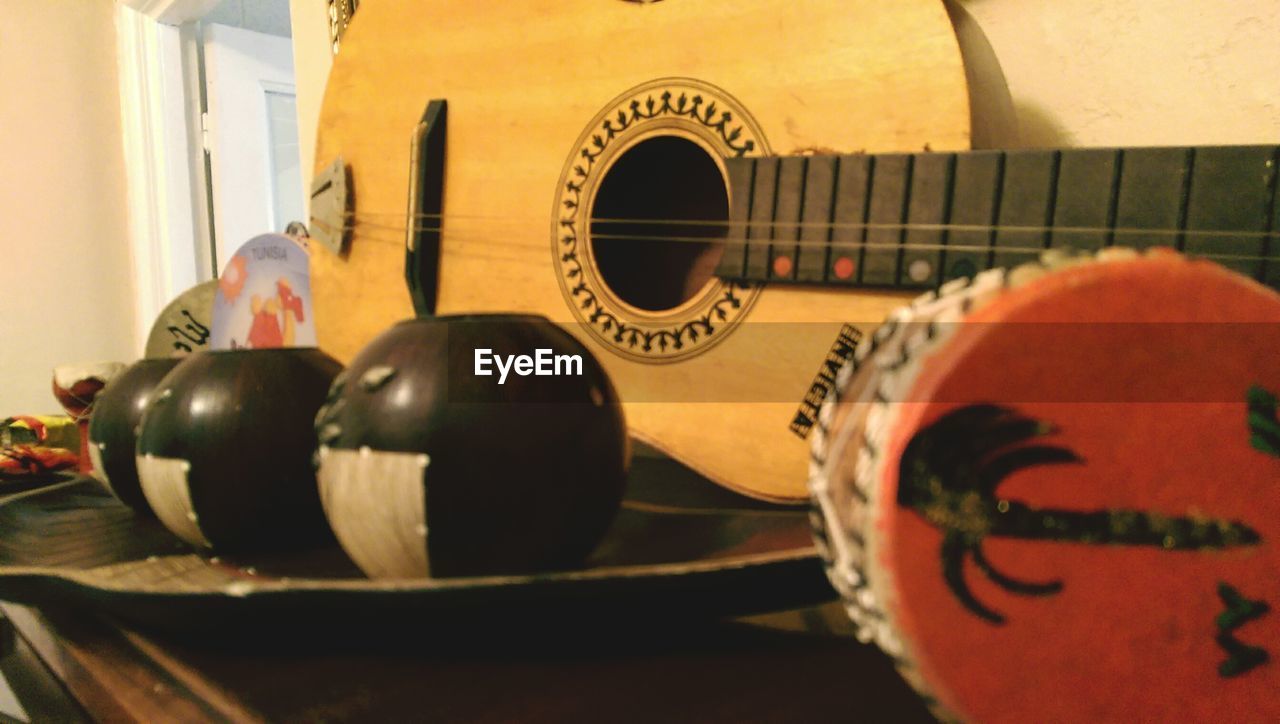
[715,146,1280,290]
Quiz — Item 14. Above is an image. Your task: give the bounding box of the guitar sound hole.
[591,136,727,312]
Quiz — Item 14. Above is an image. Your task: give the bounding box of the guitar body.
[312,0,971,501]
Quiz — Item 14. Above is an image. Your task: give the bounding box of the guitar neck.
[715,146,1280,290]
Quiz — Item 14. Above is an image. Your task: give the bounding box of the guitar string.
[307,217,1280,267]
[308,220,1280,267]
[331,209,1279,239]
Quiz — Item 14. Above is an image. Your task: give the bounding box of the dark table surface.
[0,461,935,722]
[0,601,933,723]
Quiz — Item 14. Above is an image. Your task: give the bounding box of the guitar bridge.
[309,155,351,255]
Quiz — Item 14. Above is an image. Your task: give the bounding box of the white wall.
[0,1,137,415]
[962,0,1279,147]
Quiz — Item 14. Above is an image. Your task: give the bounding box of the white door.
[202,23,304,272]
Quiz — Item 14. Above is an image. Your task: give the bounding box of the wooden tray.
[0,470,76,494]
[0,462,833,637]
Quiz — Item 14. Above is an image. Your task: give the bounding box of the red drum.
[811,249,1280,723]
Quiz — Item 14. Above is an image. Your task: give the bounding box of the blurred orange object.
[0,444,78,479]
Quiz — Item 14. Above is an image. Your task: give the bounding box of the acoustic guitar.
[308,0,1279,502]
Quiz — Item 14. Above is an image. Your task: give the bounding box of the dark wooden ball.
[315,315,628,578]
[87,357,182,514]
[136,348,342,552]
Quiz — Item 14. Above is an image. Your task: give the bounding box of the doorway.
[115,0,316,352]
[200,8,303,272]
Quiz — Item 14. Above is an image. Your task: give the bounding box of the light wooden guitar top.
[312,0,970,501]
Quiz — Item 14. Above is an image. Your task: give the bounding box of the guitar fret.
[1267,147,1280,289]
[769,156,807,281]
[1113,147,1190,250]
[796,155,837,284]
[717,157,756,279]
[1183,145,1277,280]
[987,152,1006,271]
[1051,149,1118,252]
[899,152,953,288]
[1105,149,1124,247]
[863,154,912,285]
[945,151,1002,281]
[1044,151,1062,248]
[830,155,871,286]
[993,150,1058,269]
[744,157,779,280]
[1175,147,1196,250]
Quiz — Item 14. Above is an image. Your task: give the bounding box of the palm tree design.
[898,404,1262,624]
[1247,385,1280,458]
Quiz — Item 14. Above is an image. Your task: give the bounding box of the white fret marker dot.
[908,259,932,282]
